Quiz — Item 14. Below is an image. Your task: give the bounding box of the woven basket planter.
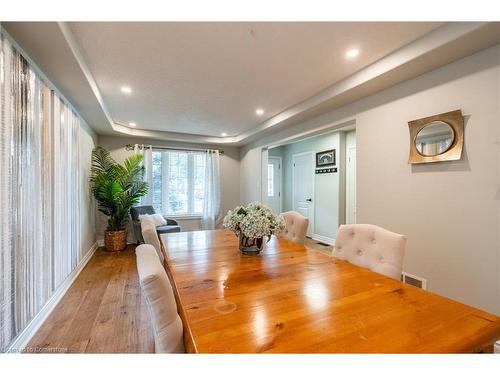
[104,230,127,252]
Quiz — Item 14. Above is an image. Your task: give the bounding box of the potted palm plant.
[90,146,149,252]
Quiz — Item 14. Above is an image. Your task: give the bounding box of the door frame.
[292,151,315,237]
[268,156,282,213]
[346,144,357,224]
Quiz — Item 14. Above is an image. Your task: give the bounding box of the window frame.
[267,163,274,197]
[153,150,206,218]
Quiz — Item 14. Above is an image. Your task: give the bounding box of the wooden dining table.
[160,229,500,353]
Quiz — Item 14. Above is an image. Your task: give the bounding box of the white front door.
[346,146,357,224]
[267,157,282,214]
[292,152,314,237]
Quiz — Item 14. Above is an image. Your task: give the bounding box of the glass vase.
[238,233,264,255]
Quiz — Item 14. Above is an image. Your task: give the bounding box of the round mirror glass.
[415,121,455,156]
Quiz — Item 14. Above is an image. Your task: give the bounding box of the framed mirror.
[408,110,464,164]
[415,121,455,156]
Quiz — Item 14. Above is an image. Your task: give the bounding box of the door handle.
[306,198,312,202]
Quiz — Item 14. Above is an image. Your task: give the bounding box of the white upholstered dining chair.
[140,217,164,263]
[136,244,185,353]
[332,224,407,280]
[279,211,309,244]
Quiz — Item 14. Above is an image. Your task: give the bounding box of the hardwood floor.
[304,237,334,255]
[28,244,154,353]
[27,237,332,353]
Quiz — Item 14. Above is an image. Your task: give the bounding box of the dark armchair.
[130,205,181,244]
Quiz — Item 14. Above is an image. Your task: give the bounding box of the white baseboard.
[312,234,336,246]
[6,242,99,353]
[495,340,500,354]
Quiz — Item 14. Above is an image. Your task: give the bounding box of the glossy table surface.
[161,229,500,353]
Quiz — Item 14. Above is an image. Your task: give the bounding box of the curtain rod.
[125,144,224,154]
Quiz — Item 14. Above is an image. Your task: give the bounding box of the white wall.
[240,44,500,315]
[240,147,263,205]
[345,130,357,224]
[79,121,98,258]
[98,135,241,241]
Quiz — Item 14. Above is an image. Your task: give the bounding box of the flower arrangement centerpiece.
[223,202,285,255]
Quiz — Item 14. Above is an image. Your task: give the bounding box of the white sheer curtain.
[134,144,153,205]
[0,31,82,352]
[0,32,14,351]
[201,150,221,229]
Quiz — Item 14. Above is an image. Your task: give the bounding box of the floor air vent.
[401,272,427,290]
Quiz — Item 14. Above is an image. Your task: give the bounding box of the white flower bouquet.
[223,202,285,245]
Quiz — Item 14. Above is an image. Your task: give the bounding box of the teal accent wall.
[277,131,344,241]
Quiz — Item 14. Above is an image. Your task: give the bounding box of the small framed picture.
[316,149,336,167]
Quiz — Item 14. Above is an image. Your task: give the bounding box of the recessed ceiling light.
[345,49,360,59]
[221,132,227,137]
[255,108,264,116]
[129,122,137,127]
[121,86,132,94]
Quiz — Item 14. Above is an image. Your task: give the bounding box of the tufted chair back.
[136,244,185,353]
[332,224,406,280]
[279,211,309,244]
[141,217,164,263]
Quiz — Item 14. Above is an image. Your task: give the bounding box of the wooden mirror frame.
[408,109,464,164]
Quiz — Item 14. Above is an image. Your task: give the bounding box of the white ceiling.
[68,22,442,137]
[4,22,500,145]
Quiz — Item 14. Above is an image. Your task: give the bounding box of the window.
[267,164,274,197]
[152,150,206,216]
